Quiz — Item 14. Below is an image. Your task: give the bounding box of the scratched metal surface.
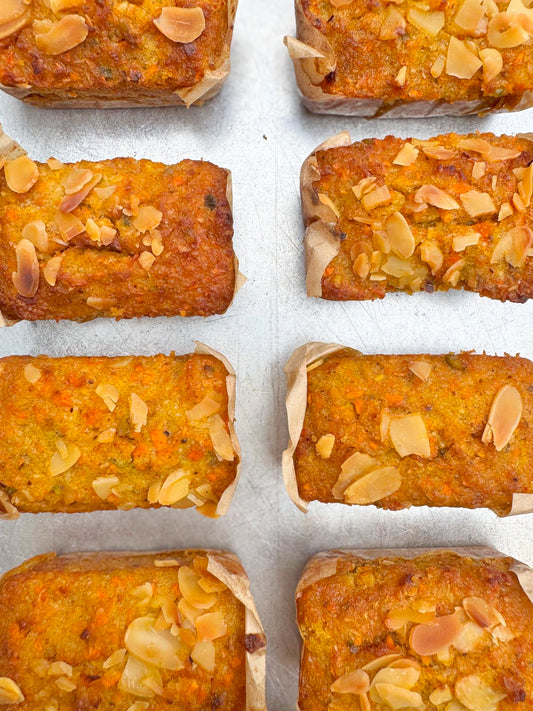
[1,1,533,708]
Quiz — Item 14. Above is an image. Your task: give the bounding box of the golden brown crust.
[0,351,240,517]
[284,343,533,516]
[0,131,238,322]
[297,548,533,711]
[288,0,533,117]
[0,0,238,108]
[0,549,266,710]
[302,132,533,303]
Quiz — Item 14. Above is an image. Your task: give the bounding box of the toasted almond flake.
[178,566,217,610]
[208,414,234,461]
[86,296,114,310]
[59,172,101,213]
[386,607,435,630]
[49,440,80,476]
[283,35,326,58]
[84,218,99,242]
[317,193,340,219]
[96,383,119,412]
[4,156,39,194]
[33,14,88,54]
[410,611,463,656]
[0,677,24,704]
[453,230,480,251]
[393,143,419,166]
[92,475,120,500]
[195,612,227,642]
[479,47,503,80]
[487,11,529,47]
[361,655,402,674]
[457,137,520,162]
[153,6,205,43]
[343,466,401,505]
[409,360,432,381]
[463,596,505,630]
[395,65,407,86]
[12,239,39,298]
[119,654,162,699]
[24,363,41,384]
[138,251,156,272]
[379,6,406,39]
[414,184,459,209]
[54,212,84,241]
[100,224,117,246]
[332,452,377,499]
[492,624,514,641]
[331,0,355,6]
[369,273,387,281]
[197,574,226,594]
[186,396,220,421]
[446,36,482,78]
[390,414,430,458]
[422,144,457,160]
[0,9,31,39]
[455,675,506,711]
[472,161,486,180]
[158,470,191,506]
[0,0,26,25]
[62,167,93,195]
[47,158,64,170]
[125,616,185,671]
[191,639,215,673]
[429,686,453,705]
[430,55,445,77]
[126,702,149,711]
[130,393,148,433]
[407,7,445,33]
[373,683,424,709]
[495,225,533,267]
[371,665,420,691]
[352,177,377,200]
[481,384,522,451]
[497,201,513,221]
[22,220,48,252]
[94,185,116,200]
[147,479,162,504]
[331,670,370,694]
[316,433,335,459]
[132,582,153,600]
[381,255,413,278]
[50,0,85,11]
[353,253,370,279]
[361,185,392,211]
[455,0,487,34]
[131,205,162,232]
[512,191,526,212]
[442,258,465,286]
[384,212,415,258]
[460,190,496,217]
[103,648,127,669]
[178,597,203,625]
[420,240,444,274]
[49,662,73,677]
[55,677,76,692]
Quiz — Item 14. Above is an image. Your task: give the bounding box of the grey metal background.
[0,1,533,708]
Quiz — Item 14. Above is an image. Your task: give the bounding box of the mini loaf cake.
[303,132,533,303]
[296,548,533,711]
[0,0,238,107]
[285,0,533,117]
[0,130,238,323]
[283,343,533,515]
[0,550,266,710]
[0,348,240,518]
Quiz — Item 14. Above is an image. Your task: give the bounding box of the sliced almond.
[133,205,163,232]
[0,677,24,704]
[62,167,93,195]
[373,683,424,709]
[43,255,63,287]
[463,597,505,629]
[498,202,513,221]
[50,0,85,12]
[381,255,413,278]
[100,224,117,246]
[414,184,459,209]
[54,212,85,240]
[59,172,101,212]
[361,655,402,673]
[393,143,419,166]
[55,677,75,692]
[455,0,487,34]
[0,10,31,39]
[487,11,529,48]
[386,607,435,630]
[186,396,220,421]
[22,220,48,252]
[353,253,370,279]
[371,665,420,690]
[430,55,445,77]
[479,48,503,80]
[125,616,185,671]
[384,212,415,258]
[422,144,457,160]
[395,65,407,87]
[119,654,162,699]
[379,6,406,39]
[33,14,88,55]
[389,414,430,458]
[453,230,480,251]
[361,185,391,211]
[481,385,522,451]
[442,258,465,287]
[153,6,205,43]
[24,363,41,384]
[96,383,119,412]
[460,190,496,217]
[453,620,485,653]
[330,0,355,5]
[0,0,27,24]
[195,612,227,642]
[158,470,191,506]
[208,414,234,461]
[331,669,370,694]
[5,156,39,194]
[455,675,506,711]
[86,295,114,309]
[191,639,215,673]
[49,440,80,476]
[409,361,432,382]
[96,428,116,444]
[332,452,377,499]
[138,251,156,272]
[407,7,445,34]
[472,161,486,180]
[315,433,335,459]
[92,476,120,500]
[429,686,453,705]
[446,36,482,79]
[410,611,462,656]
[420,240,444,275]
[130,393,148,433]
[457,137,521,162]
[343,466,401,505]
[12,238,39,298]
[102,648,127,670]
[178,566,217,610]
[352,177,377,200]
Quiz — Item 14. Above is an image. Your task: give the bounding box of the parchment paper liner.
[0,548,266,711]
[282,341,533,516]
[0,0,238,109]
[0,125,244,327]
[0,343,241,520]
[285,0,533,118]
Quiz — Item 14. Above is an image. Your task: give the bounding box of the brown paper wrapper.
[282,341,533,517]
[286,0,533,118]
[0,549,266,710]
[296,546,533,606]
[0,345,241,520]
[0,1,238,109]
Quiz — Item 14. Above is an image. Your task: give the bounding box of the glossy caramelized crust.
[294,348,533,515]
[290,0,533,116]
[0,550,258,709]
[0,0,237,107]
[0,156,236,322]
[0,353,239,517]
[304,132,533,302]
[297,550,533,711]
